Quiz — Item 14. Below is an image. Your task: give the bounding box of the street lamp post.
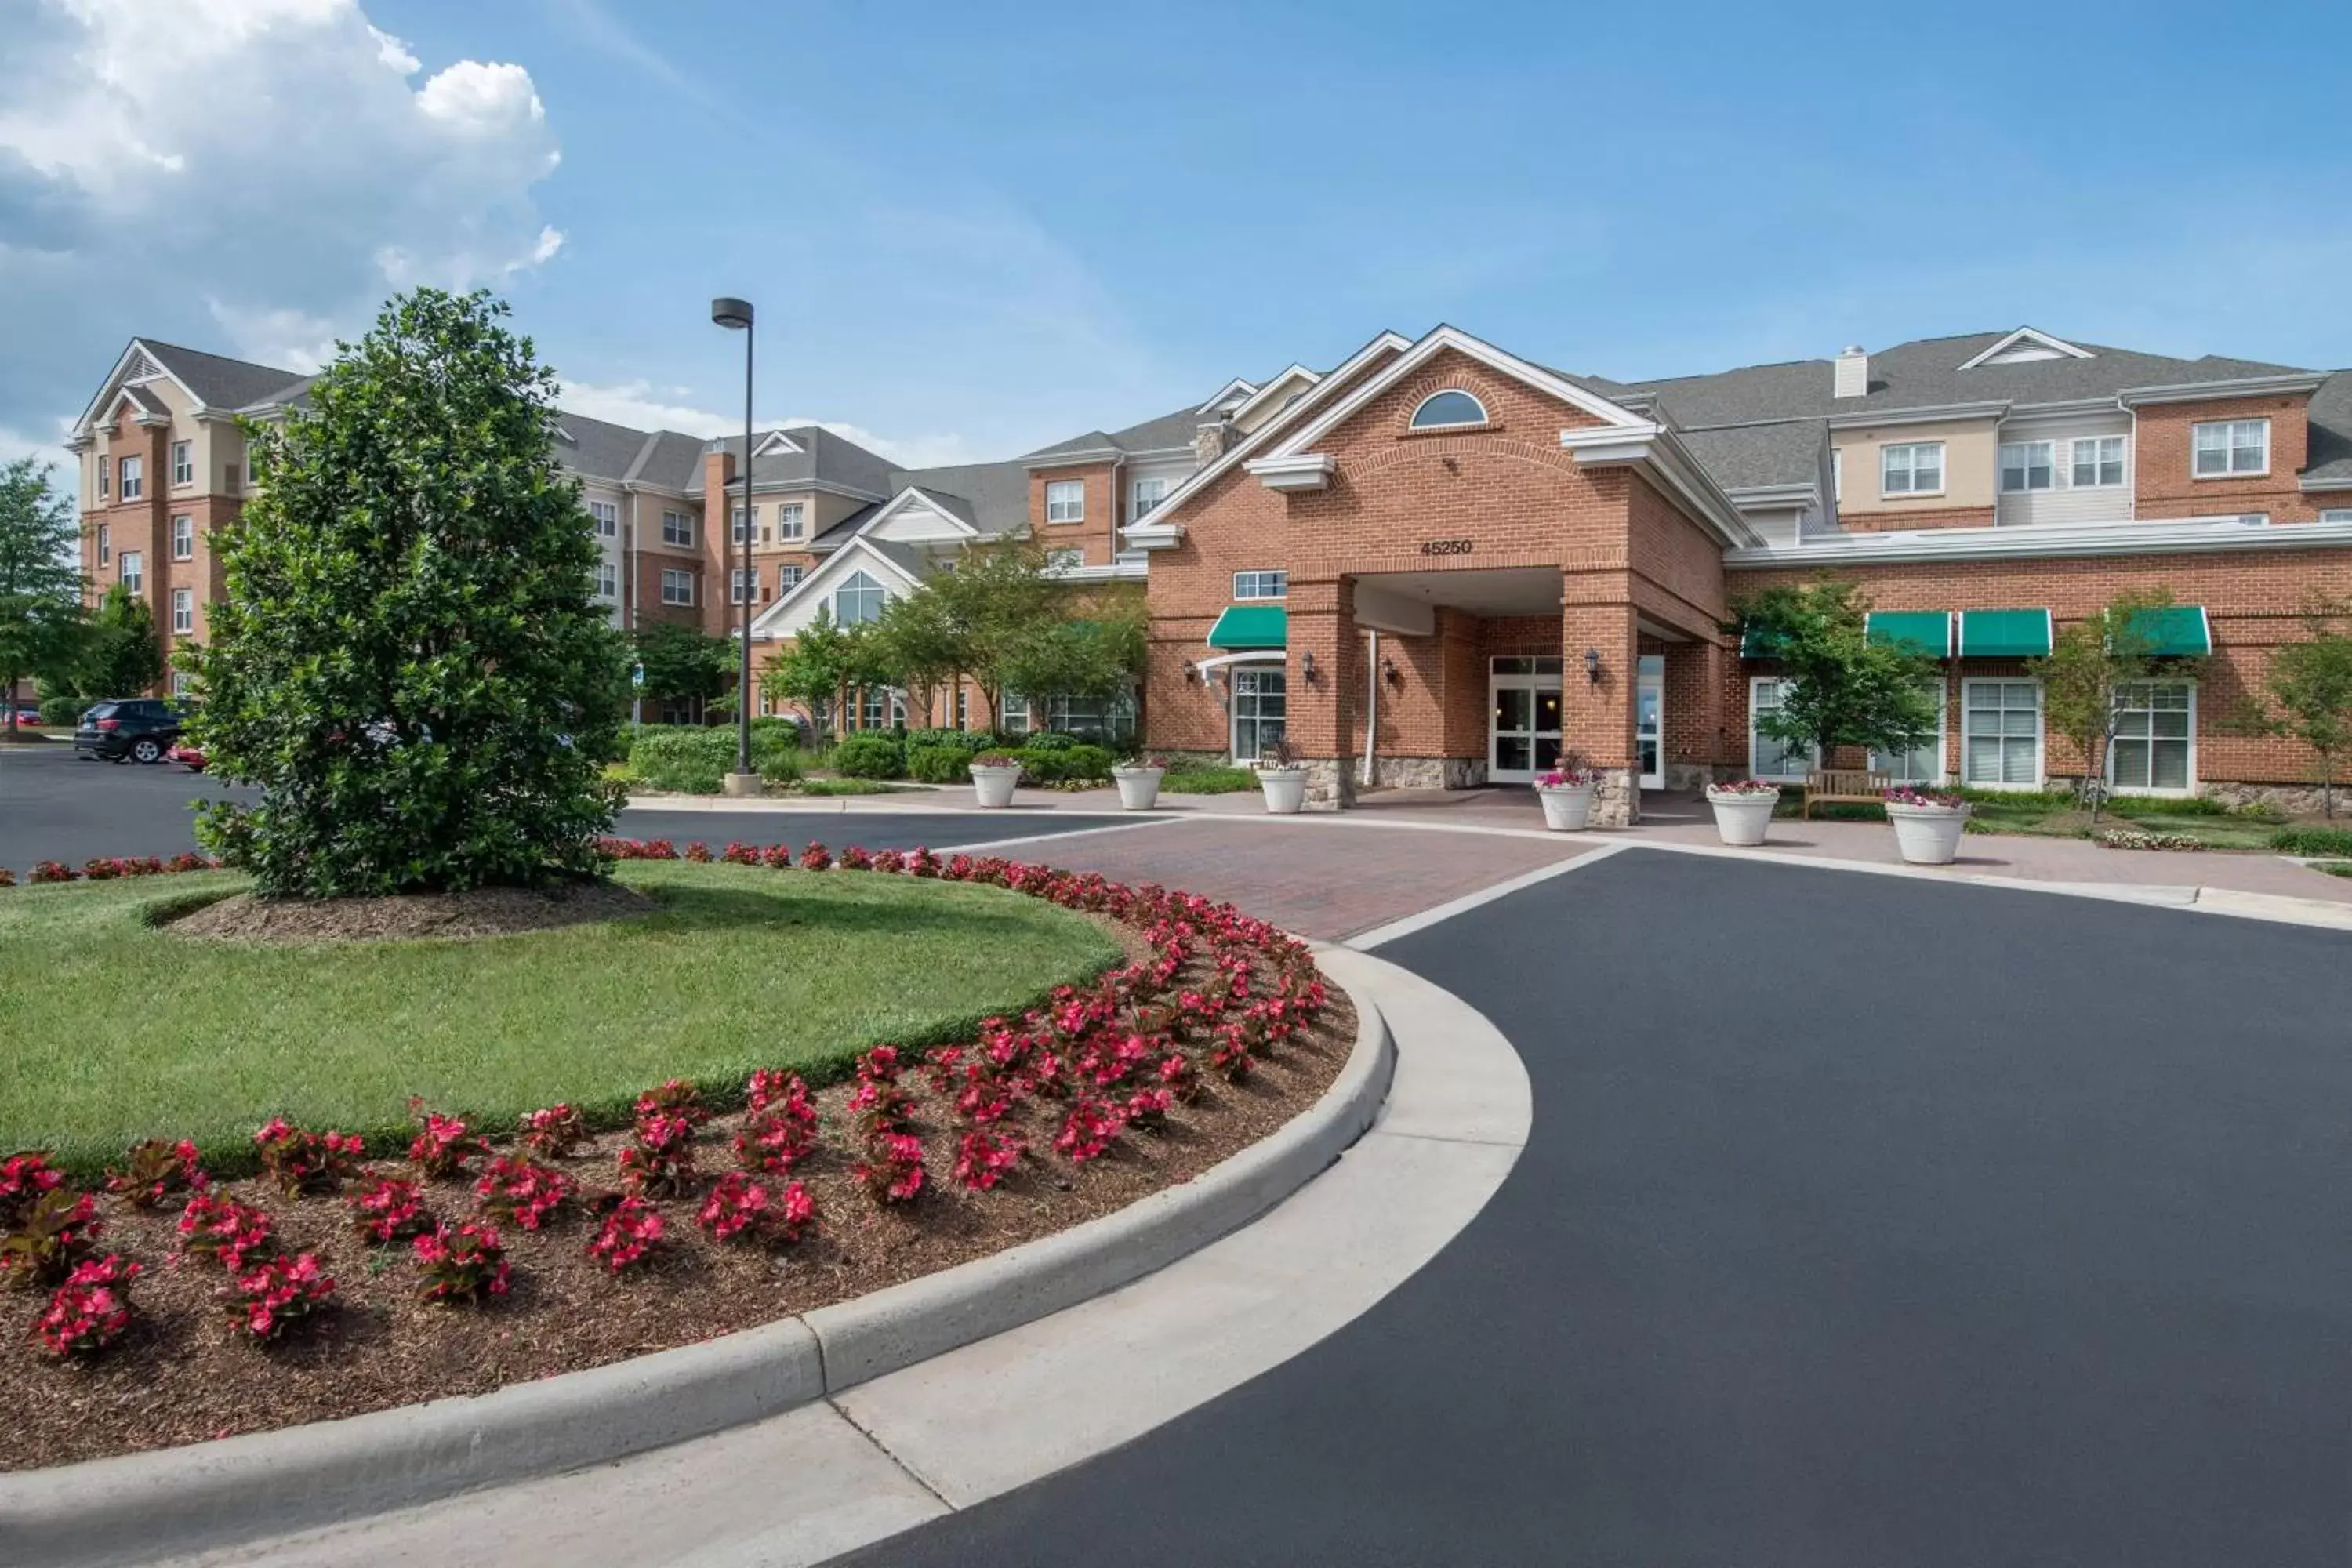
[712,296,757,793]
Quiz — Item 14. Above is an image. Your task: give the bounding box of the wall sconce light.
[1301,651,1319,682]
[1583,648,1603,684]
[1181,660,1198,684]
[1382,655,1401,687]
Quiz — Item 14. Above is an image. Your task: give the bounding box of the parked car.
[10,706,43,727]
[73,699,185,764]
[168,742,209,771]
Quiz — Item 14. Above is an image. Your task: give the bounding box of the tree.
[1734,579,1941,775]
[919,540,1060,728]
[630,622,731,718]
[184,288,628,898]
[2248,598,2352,818]
[869,586,964,726]
[0,456,85,734]
[997,587,1148,713]
[761,604,863,731]
[81,583,164,701]
[2028,590,2201,822]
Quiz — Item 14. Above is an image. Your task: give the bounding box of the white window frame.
[661,510,694,547]
[2071,435,2127,489]
[169,514,194,560]
[1408,389,1489,430]
[775,502,804,541]
[1044,547,1083,571]
[1879,441,1944,497]
[1230,664,1287,762]
[1868,682,1947,785]
[1998,440,2054,493]
[1960,678,2045,791]
[1747,676,1817,782]
[118,456,143,500]
[170,441,193,487]
[96,523,110,564]
[833,568,885,626]
[170,588,193,633]
[2106,680,2197,797]
[2192,418,2269,478]
[119,550,143,593]
[2321,508,2352,524]
[1131,476,1170,520]
[732,506,755,545]
[660,568,694,607]
[587,499,619,538]
[1000,691,1030,734]
[98,461,110,499]
[731,568,757,604]
[778,564,804,594]
[593,562,619,601]
[1044,479,1085,524]
[170,670,191,698]
[1232,569,1288,601]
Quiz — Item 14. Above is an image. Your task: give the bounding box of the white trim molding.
[2115,372,2326,407]
[1121,521,1185,550]
[1269,325,1650,457]
[1243,452,1337,492]
[1726,514,2352,568]
[1826,400,2009,430]
[1957,328,2095,369]
[1560,423,1765,549]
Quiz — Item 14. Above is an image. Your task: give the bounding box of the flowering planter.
[1886,800,1971,865]
[968,764,1022,809]
[1257,766,1309,815]
[1112,766,1164,811]
[1704,785,1780,847]
[1534,781,1597,832]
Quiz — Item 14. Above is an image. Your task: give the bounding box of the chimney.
[1834,345,1869,400]
[1192,415,1235,467]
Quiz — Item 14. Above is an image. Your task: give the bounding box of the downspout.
[1360,629,1379,789]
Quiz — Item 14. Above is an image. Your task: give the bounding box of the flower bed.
[0,843,1350,1472]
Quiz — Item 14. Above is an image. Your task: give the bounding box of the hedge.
[833,734,908,779]
[2272,825,2352,857]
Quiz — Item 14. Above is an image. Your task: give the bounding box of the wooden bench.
[1802,768,1890,818]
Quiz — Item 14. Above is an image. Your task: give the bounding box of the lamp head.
[711,296,754,331]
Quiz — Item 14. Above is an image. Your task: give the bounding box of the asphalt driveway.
[846,848,2352,1566]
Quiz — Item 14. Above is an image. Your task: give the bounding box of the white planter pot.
[1258,766,1308,815]
[1704,786,1780,846]
[1886,801,1971,865]
[1112,766,1164,811]
[969,764,1022,808]
[1534,782,1596,832]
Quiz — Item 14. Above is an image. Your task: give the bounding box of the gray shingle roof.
[551,410,662,483]
[2306,371,2352,487]
[1020,400,1203,463]
[887,459,1031,532]
[138,340,311,412]
[688,426,898,499]
[1677,420,1828,492]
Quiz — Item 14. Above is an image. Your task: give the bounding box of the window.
[2323,508,2352,524]
[778,564,803,593]
[119,551,143,592]
[1880,442,1944,495]
[775,503,804,541]
[1000,692,1030,734]
[1131,477,1169,520]
[834,569,885,626]
[1044,547,1083,571]
[1232,569,1288,601]
[1831,448,1842,504]
[587,499,619,538]
[2071,435,2126,488]
[1409,390,1488,429]
[2192,418,2268,477]
[662,510,694,547]
[660,568,694,606]
[857,686,904,730]
[731,568,757,604]
[1748,677,1815,782]
[170,515,193,560]
[1044,479,1085,523]
[1231,667,1287,760]
[96,524,110,565]
[171,441,193,486]
[171,588,193,633]
[732,506,755,545]
[1962,680,2042,788]
[1869,683,1946,785]
[659,695,704,727]
[1044,692,1138,742]
[98,460,109,499]
[594,562,619,600]
[170,670,191,698]
[1998,441,2053,492]
[118,456,143,499]
[956,688,971,731]
[2109,681,2194,793]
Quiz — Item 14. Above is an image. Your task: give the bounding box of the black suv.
[74,699,185,764]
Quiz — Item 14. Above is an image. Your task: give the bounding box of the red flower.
[35,1254,142,1357]
[347,1173,433,1244]
[230,1251,334,1341]
[953,1128,1025,1192]
[588,1196,665,1273]
[412,1221,510,1303]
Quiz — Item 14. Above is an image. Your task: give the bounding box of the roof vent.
[1834,346,1869,400]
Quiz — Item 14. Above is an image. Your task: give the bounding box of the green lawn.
[1780,789,2286,850]
[0,862,1120,1176]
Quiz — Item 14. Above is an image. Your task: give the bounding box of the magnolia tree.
[187,289,626,897]
[1734,579,1941,776]
[2029,590,2202,822]
[0,457,85,732]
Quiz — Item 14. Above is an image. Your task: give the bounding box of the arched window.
[1409,389,1488,429]
[833,569,885,626]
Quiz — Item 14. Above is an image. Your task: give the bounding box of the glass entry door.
[1636,655,1664,789]
[1489,656,1563,783]
[1230,665,1287,762]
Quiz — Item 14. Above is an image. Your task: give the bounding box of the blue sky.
[6,0,2349,478]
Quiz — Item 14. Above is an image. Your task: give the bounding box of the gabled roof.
[747,533,930,638]
[879,458,1033,535]
[137,339,312,412]
[688,425,898,499]
[551,409,669,483]
[2305,370,2352,490]
[1019,400,1209,465]
[1678,420,1828,494]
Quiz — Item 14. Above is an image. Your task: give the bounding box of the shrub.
[1160,767,1256,795]
[953,1128,1025,1192]
[636,1078,710,1126]
[1054,1097,1126,1165]
[619,1114,697,1197]
[2273,826,2352,857]
[230,1251,336,1341]
[1019,731,1080,753]
[757,749,803,786]
[253,1119,365,1196]
[474,1156,576,1230]
[406,1104,491,1180]
[697,1171,812,1244]
[412,1221,511,1304]
[518,1102,586,1158]
[1017,743,1116,785]
[29,860,76,884]
[177,1192,277,1272]
[855,1132,926,1205]
[1,1151,66,1228]
[587,1196,664,1274]
[833,733,906,779]
[0,869,13,887]
[906,741,981,783]
[2,1188,103,1284]
[106,1139,207,1210]
[40,695,82,727]
[36,1254,142,1357]
[348,1174,434,1244]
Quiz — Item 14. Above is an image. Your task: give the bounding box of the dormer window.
[1409,390,1488,430]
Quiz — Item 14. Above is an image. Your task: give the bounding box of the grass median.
[0,861,1122,1176]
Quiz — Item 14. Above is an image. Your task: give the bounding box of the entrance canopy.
[1350,567,1563,637]
[1206,604,1287,650]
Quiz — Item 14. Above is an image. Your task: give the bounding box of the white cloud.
[560,379,981,472]
[0,0,564,434]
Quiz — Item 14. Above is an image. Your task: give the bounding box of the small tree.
[2249,598,2352,818]
[762,605,865,732]
[81,583,165,701]
[631,622,731,721]
[998,587,1147,720]
[869,586,964,726]
[922,540,1059,728]
[1735,579,1941,775]
[2030,590,2198,822]
[0,457,86,733]
[186,288,627,898]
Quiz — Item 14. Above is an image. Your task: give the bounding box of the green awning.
[1958,608,2053,658]
[1205,604,1287,651]
[2121,604,2212,657]
[1739,624,1788,659]
[1866,610,1952,657]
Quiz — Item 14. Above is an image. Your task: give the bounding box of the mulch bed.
[167,880,658,942]
[0,980,1352,1472]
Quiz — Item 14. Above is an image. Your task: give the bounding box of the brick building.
[64,324,2352,810]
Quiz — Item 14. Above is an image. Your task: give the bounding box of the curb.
[0,975,1396,1568]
